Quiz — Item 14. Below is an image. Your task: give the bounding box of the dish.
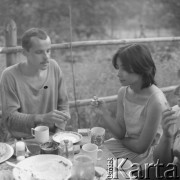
[26,143,41,156]
[94,166,107,180]
[40,141,59,154]
[0,143,14,163]
[53,131,82,144]
[13,154,72,180]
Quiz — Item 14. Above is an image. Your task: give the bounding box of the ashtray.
[40,141,59,155]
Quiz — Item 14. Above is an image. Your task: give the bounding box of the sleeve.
[54,63,70,130]
[57,67,70,116]
[0,71,35,137]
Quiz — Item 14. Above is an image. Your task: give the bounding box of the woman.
[94,44,168,163]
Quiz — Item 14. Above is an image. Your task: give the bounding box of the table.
[0,131,117,180]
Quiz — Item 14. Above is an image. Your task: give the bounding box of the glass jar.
[71,155,95,180]
[15,141,26,160]
[58,140,74,161]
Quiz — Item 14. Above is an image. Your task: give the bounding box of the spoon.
[6,161,27,170]
[6,161,34,176]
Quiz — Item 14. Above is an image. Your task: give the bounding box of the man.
[0,28,70,140]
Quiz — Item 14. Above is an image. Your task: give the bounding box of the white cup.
[31,126,49,144]
[91,127,105,147]
[82,143,103,165]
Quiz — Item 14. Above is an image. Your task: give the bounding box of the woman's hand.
[90,97,112,121]
[162,108,177,138]
[173,133,180,158]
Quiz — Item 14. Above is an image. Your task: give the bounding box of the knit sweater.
[0,59,70,139]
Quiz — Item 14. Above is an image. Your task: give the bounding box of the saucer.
[94,166,107,180]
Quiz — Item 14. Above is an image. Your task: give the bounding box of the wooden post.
[5,19,17,67]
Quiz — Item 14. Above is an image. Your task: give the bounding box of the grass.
[53,42,180,137]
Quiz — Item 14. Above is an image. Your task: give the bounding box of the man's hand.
[43,110,70,124]
[34,110,70,127]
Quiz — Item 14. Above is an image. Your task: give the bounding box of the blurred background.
[0,0,180,136]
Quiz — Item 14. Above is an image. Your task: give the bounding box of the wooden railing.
[1,19,180,108]
[69,85,178,108]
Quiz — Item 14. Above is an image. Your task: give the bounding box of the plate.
[53,131,82,144]
[94,166,107,180]
[13,154,72,180]
[0,143,14,163]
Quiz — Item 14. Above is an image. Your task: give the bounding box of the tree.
[158,0,180,35]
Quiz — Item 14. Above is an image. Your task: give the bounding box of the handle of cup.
[97,149,103,160]
[31,128,35,137]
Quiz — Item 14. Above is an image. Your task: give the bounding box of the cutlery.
[6,161,34,175]
[6,161,27,170]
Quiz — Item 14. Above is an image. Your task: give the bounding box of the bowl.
[40,141,59,155]
[26,143,41,156]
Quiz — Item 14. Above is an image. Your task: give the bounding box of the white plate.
[0,143,14,163]
[13,154,72,180]
[53,131,82,144]
[94,166,107,180]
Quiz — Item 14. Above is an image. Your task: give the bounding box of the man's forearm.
[5,112,35,135]
[153,136,174,164]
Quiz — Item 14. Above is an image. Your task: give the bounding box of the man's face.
[24,36,51,70]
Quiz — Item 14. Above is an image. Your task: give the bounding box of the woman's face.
[116,59,141,87]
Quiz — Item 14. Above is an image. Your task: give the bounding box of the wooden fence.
[1,19,180,108]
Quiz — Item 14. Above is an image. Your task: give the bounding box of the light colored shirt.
[0,59,70,139]
[105,85,168,162]
[123,86,166,142]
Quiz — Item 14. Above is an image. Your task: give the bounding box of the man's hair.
[112,43,156,89]
[21,28,48,51]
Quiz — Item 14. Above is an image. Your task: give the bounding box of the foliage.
[1,0,180,138]
[1,0,176,40]
[158,0,180,35]
[56,43,180,131]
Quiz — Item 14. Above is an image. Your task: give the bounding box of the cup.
[91,127,105,147]
[31,126,49,144]
[82,143,103,165]
[71,155,95,180]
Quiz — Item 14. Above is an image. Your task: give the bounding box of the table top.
[0,131,119,180]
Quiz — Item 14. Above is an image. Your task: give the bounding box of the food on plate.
[0,143,7,158]
[14,155,72,180]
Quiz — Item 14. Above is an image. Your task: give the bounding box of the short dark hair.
[112,43,156,89]
[21,28,48,51]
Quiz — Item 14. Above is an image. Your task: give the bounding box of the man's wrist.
[34,114,43,126]
[162,135,174,145]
